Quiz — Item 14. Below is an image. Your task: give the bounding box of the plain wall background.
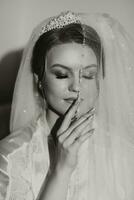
[0,0,134,57]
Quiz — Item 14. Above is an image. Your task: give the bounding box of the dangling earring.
[39,80,49,110]
[38,81,45,98]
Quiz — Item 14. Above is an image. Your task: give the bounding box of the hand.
[55,99,95,173]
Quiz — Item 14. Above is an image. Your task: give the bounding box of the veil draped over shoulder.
[9,12,134,199]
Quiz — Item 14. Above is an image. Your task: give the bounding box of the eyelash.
[54,71,96,80]
[83,75,96,80]
[55,74,96,80]
[55,72,68,79]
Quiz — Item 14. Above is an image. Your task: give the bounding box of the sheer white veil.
[9,11,134,198]
[9,17,52,132]
[10,12,134,146]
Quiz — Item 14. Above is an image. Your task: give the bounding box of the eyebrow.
[50,64,98,71]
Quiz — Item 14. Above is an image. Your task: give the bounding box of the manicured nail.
[71,115,78,122]
[76,97,83,105]
[86,107,95,114]
[89,128,95,134]
[85,114,94,122]
[88,114,94,120]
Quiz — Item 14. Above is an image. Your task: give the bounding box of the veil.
[9,11,134,198]
[10,12,134,145]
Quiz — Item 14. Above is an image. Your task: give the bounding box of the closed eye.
[83,74,96,79]
[55,72,69,79]
[82,70,97,80]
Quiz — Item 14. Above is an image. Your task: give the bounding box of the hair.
[31,23,105,98]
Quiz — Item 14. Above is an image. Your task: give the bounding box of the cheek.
[76,80,99,117]
[44,77,68,98]
[80,80,99,111]
[82,80,98,98]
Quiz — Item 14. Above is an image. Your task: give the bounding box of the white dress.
[0,115,134,200]
[0,116,50,200]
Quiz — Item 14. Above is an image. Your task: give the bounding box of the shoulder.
[0,115,49,173]
[0,116,50,199]
[0,121,37,173]
[0,123,35,200]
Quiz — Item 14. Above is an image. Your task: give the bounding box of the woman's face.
[44,43,99,117]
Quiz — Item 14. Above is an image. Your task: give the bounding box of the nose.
[68,76,80,92]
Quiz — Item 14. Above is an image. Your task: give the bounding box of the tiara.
[40,11,81,35]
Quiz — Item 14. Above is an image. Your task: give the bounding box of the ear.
[38,81,45,99]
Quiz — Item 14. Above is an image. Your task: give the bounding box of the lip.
[64,97,77,103]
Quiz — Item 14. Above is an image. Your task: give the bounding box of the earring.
[39,81,42,89]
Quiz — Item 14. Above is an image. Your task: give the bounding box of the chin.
[48,99,94,118]
[48,103,68,116]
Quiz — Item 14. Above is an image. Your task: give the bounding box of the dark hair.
[31,23,105,97]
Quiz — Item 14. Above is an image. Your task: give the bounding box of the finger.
[71,107,95,125]
[68,129,94,151]
[58,107,95,138]
[64,115,94,146]
[59,112,94,144]
[70,108,95,130]
[57,98,83,136]
[73,129,94,147]
[80,122,93,136]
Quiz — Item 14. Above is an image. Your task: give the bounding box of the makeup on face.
[44,43,99,117]
[49,64,98,82]
[72,48,97,118]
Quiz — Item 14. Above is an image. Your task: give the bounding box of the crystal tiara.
[40,11,81,35]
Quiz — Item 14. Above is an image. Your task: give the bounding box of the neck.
[46,108,60,131]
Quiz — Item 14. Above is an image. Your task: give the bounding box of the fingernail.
[89,129,95,134]
[90,107,95,112]
[76,98,83,105]
[85,114,94,122]
[85,111,94,119]
[86,107,95,114]
[89,114,94,120]
[71,115,78,122]
[72,98,78,105]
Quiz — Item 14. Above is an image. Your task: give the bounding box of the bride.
[0,11,134,200]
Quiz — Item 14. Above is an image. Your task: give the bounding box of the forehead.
[46,43,97,69]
